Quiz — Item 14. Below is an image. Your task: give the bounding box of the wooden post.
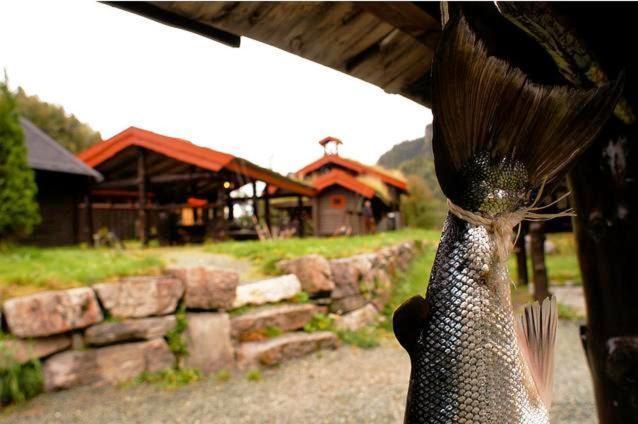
[264,185,271,231]
[529,221,549,302]
[83,192,94,247]
[297,195,305,237]
[226,192,234,221]
[252,180,258,218]
[138,149,149,246]
[569,123,638,423]
[514,228,529,286]
[312,197,320,236]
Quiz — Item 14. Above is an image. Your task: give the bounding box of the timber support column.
[137,148,149,246]
[83,192,94,247]
[514,227,529,286]
[252,180,258,219]
[312,197,320,236]
[297,195,305,237]
[264,185,271,231]
[570,124,638,423]
[529,221,549,302]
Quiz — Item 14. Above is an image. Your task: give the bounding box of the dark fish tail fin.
[432,15,623,209]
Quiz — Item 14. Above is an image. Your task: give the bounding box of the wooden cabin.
[21,118,102,246]
[77,127,314,244]
[273,137,408,236]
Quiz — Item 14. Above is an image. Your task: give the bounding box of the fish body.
[394,11,621,424]
[403,214,548,423]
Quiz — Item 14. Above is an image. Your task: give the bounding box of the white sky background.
[0,1,431,175]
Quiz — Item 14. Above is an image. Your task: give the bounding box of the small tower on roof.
[319,136,342,156]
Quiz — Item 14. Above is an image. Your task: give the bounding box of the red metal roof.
[296,154,408,192]
[311,169,376,199]
[78,127,315,197]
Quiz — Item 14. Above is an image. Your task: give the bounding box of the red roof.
[78,127,315,197]
[78,127,234,172]
[311,169,376,198]
[296,154,407,192]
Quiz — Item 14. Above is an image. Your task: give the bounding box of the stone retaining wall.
[0,241,416,393]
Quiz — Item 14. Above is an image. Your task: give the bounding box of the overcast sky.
[0,1,431,174]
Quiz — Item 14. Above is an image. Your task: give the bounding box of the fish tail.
[431,14,623,213]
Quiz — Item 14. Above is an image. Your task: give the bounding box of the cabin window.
[329,194,346,209]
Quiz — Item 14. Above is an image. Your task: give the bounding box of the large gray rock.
[329,294,368,315]
[167,266,238,310]
[231,303,318,342]
[93,276,183,319]
[0,335,71,366]
[334,304,379,331]
[43,338,174,391]
[233,275,301,308]
[85,315,176,346]
[329,254,374,299]
[181,313,234,375]
[3,288,103,338]
[236,331,339,368]
[277,255,334,295]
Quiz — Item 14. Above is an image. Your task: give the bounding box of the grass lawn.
[0,246,163,299]
[205,228,440,275]
[0,228,580,300]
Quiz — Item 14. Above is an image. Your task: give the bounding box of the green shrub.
[0,344,43,405]
[264,326,283,338]
[165,304,188,365]
[246,369,262,382]
[303,313,334,333]
[215,369,231,383]
[292,291,310,304]
[133,368,200,389]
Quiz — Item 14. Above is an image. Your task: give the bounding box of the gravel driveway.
[1,320,594,424]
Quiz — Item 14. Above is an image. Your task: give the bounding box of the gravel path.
[1,320,594,424]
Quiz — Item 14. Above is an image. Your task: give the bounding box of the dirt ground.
[1,320,594,424]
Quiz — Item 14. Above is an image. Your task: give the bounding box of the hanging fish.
[393,14,622,424]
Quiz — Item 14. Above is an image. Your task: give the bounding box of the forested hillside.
[377,124,446,228]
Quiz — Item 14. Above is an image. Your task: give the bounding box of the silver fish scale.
[403,214,548,423]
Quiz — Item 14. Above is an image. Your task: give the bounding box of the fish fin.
[515,296,558,408]
[393,295,430,353]
[432,14,623,205]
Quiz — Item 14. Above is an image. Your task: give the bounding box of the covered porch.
[78,127,315,245]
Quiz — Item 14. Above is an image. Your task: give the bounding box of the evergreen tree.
[0,80,40,240]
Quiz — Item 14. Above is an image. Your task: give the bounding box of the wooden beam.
[297,195,305,238]
[496,2,635,125]
[529,222,550,302]
[252,180,258,218]
[358,2,440,48]
[98,172,215,189]
[514,230,529,286]
[83,192,94,247]
[138,148,149,246]
[312,197,320,236]
[569,121,638,423]
[264,185,271,231]
[104,1,241,47]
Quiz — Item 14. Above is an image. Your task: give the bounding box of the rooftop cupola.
[319,136,342,156]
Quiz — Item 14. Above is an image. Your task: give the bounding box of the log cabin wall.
[23,171,85,246]
[316,186,363,236]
